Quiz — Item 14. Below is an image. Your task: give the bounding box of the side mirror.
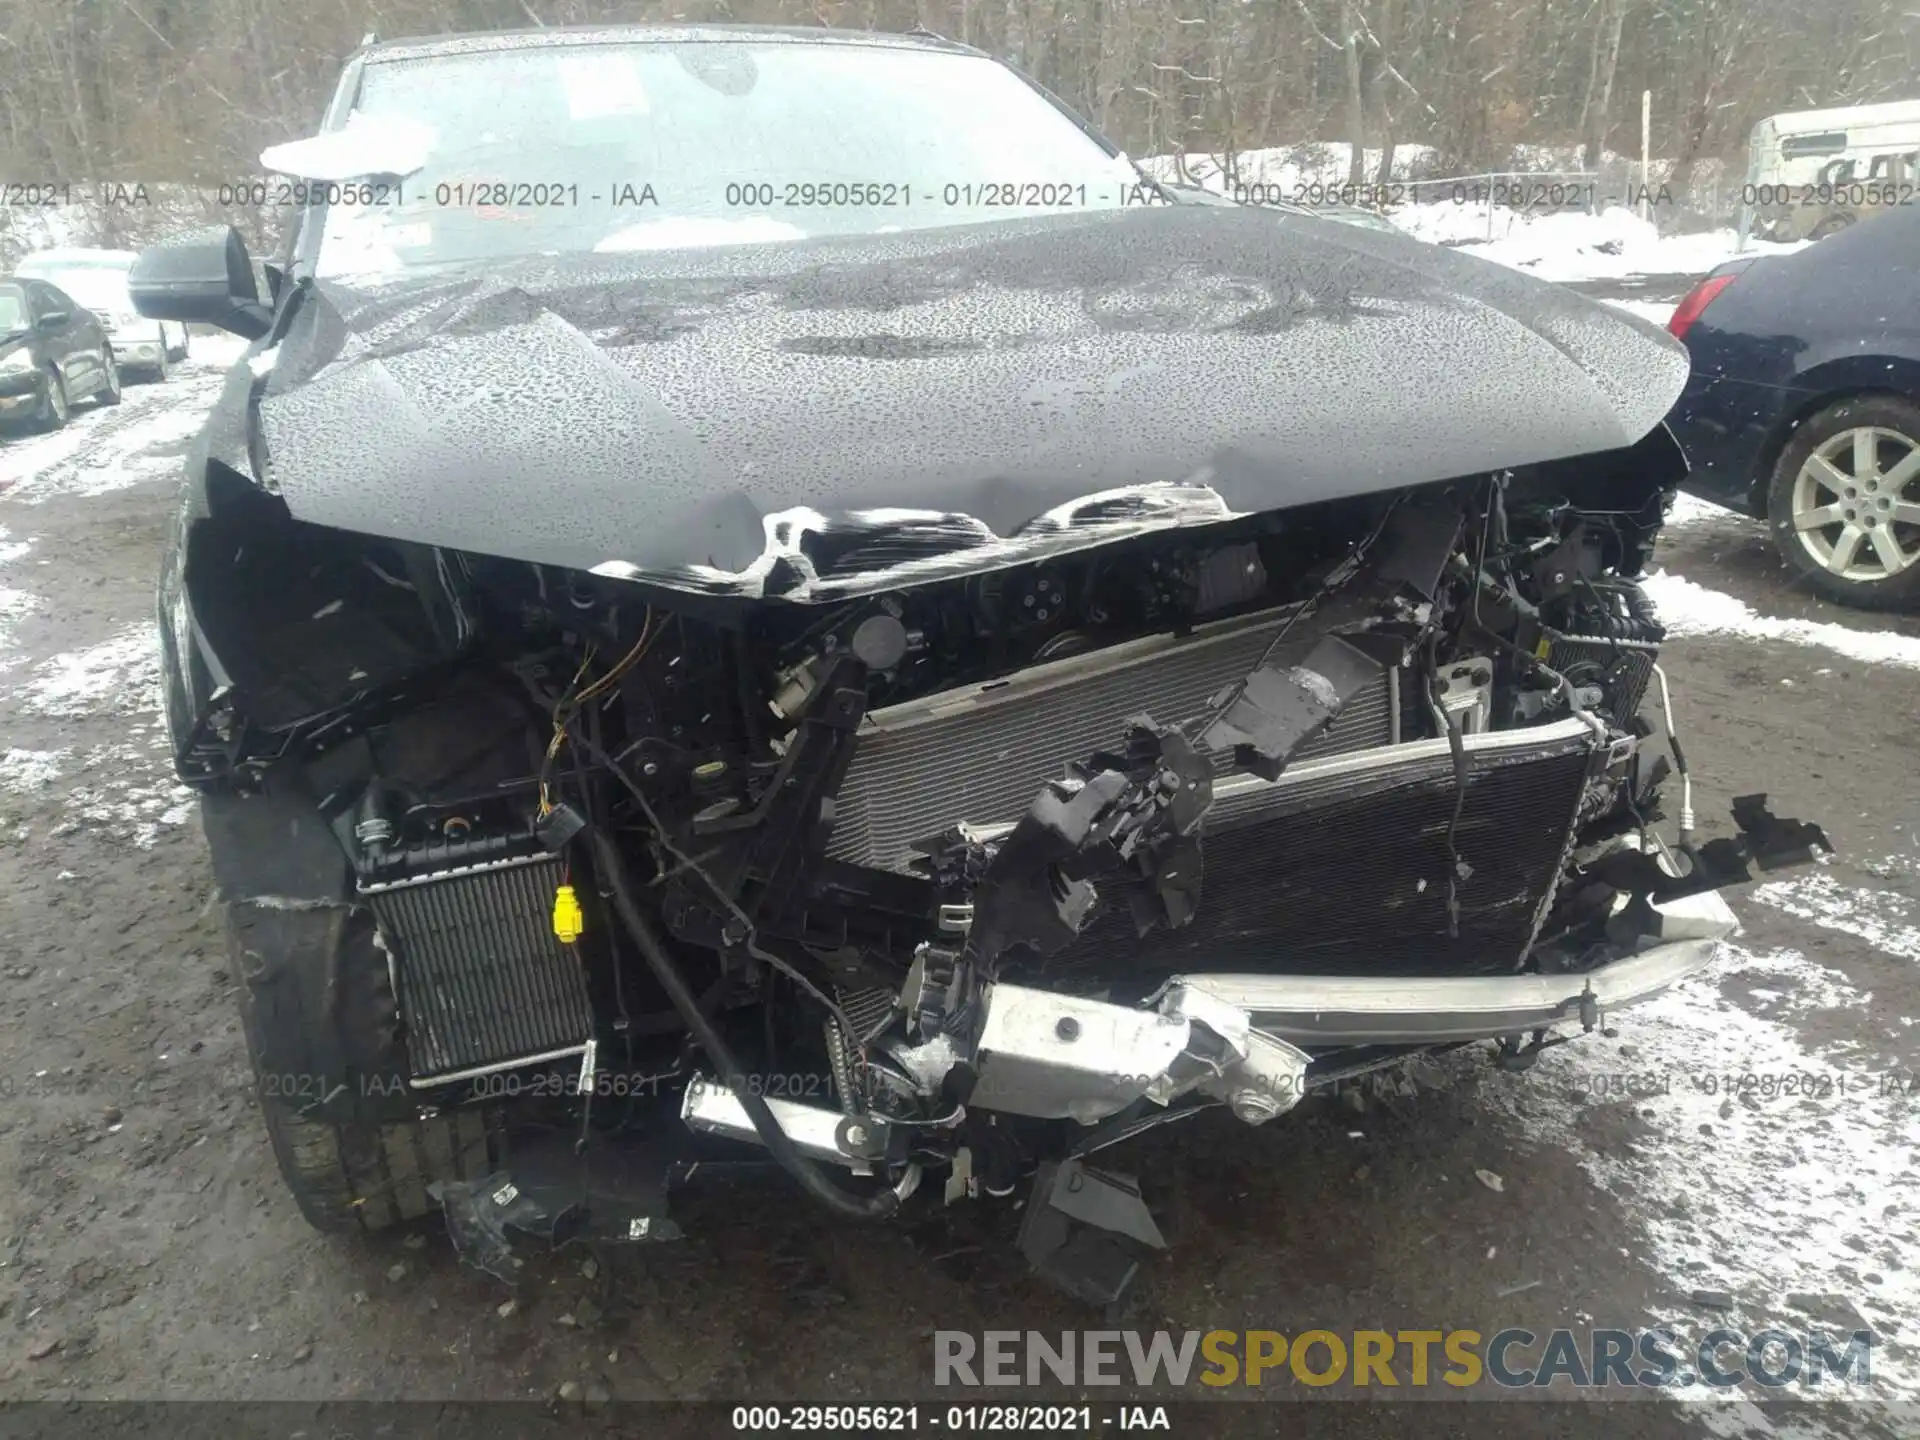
[129,225,272,340]
[37,312,67,330]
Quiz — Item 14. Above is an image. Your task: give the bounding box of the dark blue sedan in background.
[1665,203,1920,609]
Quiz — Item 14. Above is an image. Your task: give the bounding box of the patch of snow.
[3,366,230,504]
[0,529,38,676]
[1641,571,1920,670]
[260,111,434,182]
[56,740,194,849]
[1140,142,1800,282]
[239,894,349,912]
[1139,143,1438,196]
[187,334,252,372]
[1603,298,1680,328]
[21,623,162,718]
[0,747,71,794]
[1859,852,1920,884]
[0,587,45,675]
[1392,203,1807,282]
[1664,492,1745,528]
[1484,941,1918,1399]
[1752,873,1920,963]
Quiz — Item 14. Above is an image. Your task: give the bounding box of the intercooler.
[828,607,1401,873]
[1037,717,1604,986]
[362,854,595,1084]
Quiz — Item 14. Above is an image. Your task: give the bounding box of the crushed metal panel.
[251,204,1689,598]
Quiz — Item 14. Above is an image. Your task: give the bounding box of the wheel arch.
[1749,361,1920,515]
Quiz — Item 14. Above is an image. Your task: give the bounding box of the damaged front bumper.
[683,885,1738,1171]
[1189,885,1739,1046]
[439,885,1739,1298]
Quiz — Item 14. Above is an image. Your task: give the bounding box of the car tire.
[169,328,189,362]
[35,367,69,431]
[231,901,505,1232]
[1766,394,1920,610]
[96,347,122,407]
[257,1091,503,1235]
[1808,212,1857,242]
[150,344,170,383]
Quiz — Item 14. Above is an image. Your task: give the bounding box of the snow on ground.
[1603,298,1679,328]
[0,204,1913,1418]
[0,590,40,675]
[1481,938,1920,1402]
[0,184,267,270]
[1641,571,1920,671]
[1142,142,1796,284]
[1664,492,1742,527]
[51,739,195,850]
[1393,203,1806,282]
[22,622,163,718]
[0,346,237,845]
[0,525,42,676]
[0,337,248,504]
[0,747,72,795]
[1139,142,1438,195]
[2,617,185,845]
[1751,872,1920,964]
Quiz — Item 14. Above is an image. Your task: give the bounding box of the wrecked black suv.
[132,25,1826,1299]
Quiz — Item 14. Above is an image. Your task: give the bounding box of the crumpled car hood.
[255,203,1689,600]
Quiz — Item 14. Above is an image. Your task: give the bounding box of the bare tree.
[1579,0,1627,173]
[3,0,1919,255]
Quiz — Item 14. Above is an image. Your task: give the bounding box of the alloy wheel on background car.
[1790,427,1920,582]
[1767,395,1920,609]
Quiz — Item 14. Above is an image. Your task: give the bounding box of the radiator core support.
[362,852,595,1085]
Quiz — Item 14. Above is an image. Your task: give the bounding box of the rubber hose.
[586,827,900,1220]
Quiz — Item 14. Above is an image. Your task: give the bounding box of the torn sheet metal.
[962,980,1312,1126]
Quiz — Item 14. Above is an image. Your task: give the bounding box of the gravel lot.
[0,345,1914,1438]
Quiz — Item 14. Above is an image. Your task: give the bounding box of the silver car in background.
[15,247,189,380]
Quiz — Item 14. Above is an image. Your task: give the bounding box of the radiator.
[1547,635,1659,728]
[363,854,594,1084]
[829,607,1399,873]
[1023,717,1603,988]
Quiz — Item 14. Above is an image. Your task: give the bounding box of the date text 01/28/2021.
[730,1405,1168,1433]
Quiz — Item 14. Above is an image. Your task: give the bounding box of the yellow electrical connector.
[552,884,584,944]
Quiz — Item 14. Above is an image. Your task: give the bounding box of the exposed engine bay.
[183,442,1830,1302]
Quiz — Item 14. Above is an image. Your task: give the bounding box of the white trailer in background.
[1738,98,1920,249]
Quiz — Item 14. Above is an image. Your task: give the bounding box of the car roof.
[358,23,978,66]
[1753,98,1920,135]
